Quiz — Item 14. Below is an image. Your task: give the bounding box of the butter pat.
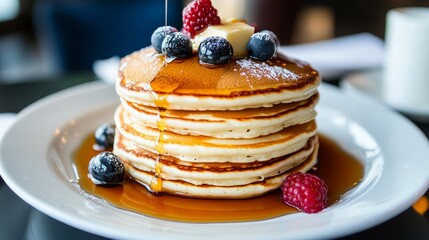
[192,22,255,58]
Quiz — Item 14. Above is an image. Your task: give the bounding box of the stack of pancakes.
[113,47,320,199]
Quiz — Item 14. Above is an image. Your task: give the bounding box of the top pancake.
[117,47,320,110]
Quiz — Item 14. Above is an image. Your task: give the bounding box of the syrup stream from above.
[165,0,168,27]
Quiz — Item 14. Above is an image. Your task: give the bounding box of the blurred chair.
[33,0,182,74]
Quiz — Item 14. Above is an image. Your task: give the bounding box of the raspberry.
[182,0,221,38]
[281,172,328,213]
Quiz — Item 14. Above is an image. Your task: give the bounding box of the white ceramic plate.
[1,82,429,240]
[340,70,429,122]
[0,113,16,144]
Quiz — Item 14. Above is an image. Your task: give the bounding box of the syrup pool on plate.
[73,133,363,223]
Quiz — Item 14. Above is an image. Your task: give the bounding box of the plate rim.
[1,81,429,240]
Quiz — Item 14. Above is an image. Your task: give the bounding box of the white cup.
[383,7,429,108]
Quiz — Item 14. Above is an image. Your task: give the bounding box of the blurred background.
[0,0,428,83]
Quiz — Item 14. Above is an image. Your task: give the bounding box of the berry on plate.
[88,152,125,186]
[94,123,115,149]
[247,32,276,61]
[182,0,221,38]
[198,36,233,65]
[151,26,178,53]
[161,32,193,59]
[281,172,328,213]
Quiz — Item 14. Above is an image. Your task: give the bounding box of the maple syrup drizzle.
[74,133,363,223]
[144,75,179,193]
[151,106,167,192]
[144,86,163,193]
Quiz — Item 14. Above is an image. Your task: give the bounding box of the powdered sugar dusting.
[253,32,273,41]
[235,58,299,81]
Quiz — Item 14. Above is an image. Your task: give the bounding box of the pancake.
[115,133,318,187]
[119,93,319,138]
[113,46,321,199]
[116,48,320,110]
[116,136,319,199]
[115,105,317,163]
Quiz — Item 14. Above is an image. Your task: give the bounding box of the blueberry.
[161,32,193,59]
[198,36,233,65]
[260,30,280,47]
[151,26,178,53]
[247,32,276,61]
[94,123,115,149]
[88,152,125,186]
